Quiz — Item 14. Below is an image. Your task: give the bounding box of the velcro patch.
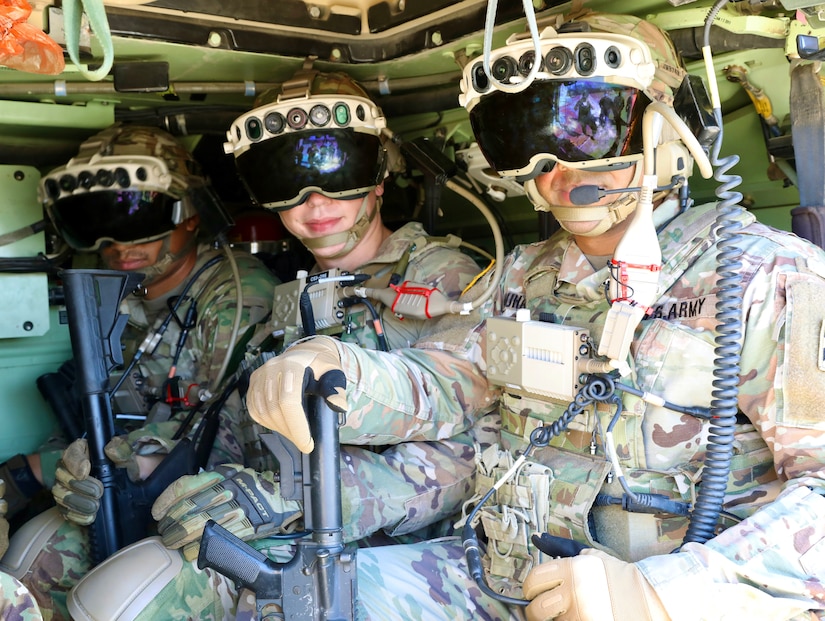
[783,276,825,428]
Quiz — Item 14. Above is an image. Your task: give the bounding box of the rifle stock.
[60,269,144,564]
[198,394,357,620]
[61,269,206,564]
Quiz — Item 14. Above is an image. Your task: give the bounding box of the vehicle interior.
[0,0,819,601]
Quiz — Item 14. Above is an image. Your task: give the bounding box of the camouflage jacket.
[414,197,825,618]
[246,221,496,541]
[120,244,278,465]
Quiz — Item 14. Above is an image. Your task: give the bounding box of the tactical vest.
[476,204,781,598]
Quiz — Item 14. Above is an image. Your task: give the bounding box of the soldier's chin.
[558,219,602,235]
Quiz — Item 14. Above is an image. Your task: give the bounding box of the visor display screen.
[49,190,178,250]
[235,129,384,210]
[469,80,649,179]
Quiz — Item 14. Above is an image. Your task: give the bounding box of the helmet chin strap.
[299,194,380,259]
[524,164,645,237]
[139,232,199,285]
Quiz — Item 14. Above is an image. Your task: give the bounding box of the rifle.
[198,384,357,621]
[61,269,200,564]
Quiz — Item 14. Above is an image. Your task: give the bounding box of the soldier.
[0,124,279,619]
[64,71,497,620]
[351,11,825,621]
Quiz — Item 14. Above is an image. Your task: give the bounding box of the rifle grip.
[198,520,282,600]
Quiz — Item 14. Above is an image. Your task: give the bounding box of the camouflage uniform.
[19,245,278,621]
[91,220,499,620]
[0,572,43,621]
[239,221,497,540]
[351,198,825,620]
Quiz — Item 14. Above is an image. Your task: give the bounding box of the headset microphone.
[568,176,683,205]
[569,185,627,205]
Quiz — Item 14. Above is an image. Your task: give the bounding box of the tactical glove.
[522,548,670,621]
[152,463,302,561]
[51,438,104,526]
[246,336,347,454]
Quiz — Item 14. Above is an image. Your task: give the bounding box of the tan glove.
[51,438,104,526]
[246,337,347,454]
[522,548,670,621]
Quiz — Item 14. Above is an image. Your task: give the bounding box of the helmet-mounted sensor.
[224,93,388,210]
[459,28,657,180]
[40,154,188,251]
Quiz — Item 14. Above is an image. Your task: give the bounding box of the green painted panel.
[0,166,49,338]
[0,308,71,462]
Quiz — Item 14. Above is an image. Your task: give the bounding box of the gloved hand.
[103,421,180,481]
[0,478,9,558]
[51,438,104,526]
[246,336,347,453]
[152,463,302,561]
[522,548,670,621]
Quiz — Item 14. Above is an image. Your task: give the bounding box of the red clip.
[389,281,438,318]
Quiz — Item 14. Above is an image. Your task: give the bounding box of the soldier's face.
[533,163,637,236]
[278,183,385,259]
[99,216,198,272]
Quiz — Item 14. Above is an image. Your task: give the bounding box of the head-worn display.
[459,12,686,181]
[41,124,205,251]
[224,71,388,211]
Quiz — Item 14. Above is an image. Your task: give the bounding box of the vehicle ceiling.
[0,0,818,245]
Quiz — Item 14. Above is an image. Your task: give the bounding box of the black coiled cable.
[683,0,744,545]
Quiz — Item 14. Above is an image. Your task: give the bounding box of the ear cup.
[654,140,693,187]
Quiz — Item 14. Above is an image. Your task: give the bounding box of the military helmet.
[224,70,388,211]
[41,124,207,250]
[458,12,688,181]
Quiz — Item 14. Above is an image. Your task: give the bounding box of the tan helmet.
[41,124,207,250]
[569,11,687,105]
[458,11,695,236]
[224,68,388,212]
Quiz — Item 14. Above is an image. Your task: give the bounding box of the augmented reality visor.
[235,129,385,211]
[469,80,650,181]
[47,190,181,251]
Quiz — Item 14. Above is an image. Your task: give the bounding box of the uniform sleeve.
[639,243,825,619]
[334,341,495,444]
[326,243,498,538]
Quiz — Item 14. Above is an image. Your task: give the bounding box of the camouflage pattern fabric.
[126,537,517,621]
[349,198,825,618]
[65,197,825,617]
[239,221,496,542]
[18,245,277,621]
[0,571,43,621]
[62,220,496,619]
[119,245,278,467]
[15,520,88,621]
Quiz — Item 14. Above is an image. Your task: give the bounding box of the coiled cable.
[683,0,744,544]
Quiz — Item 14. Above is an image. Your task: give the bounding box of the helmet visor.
[235,129,384,210]
[48,190,179,251]
[469,80,649,180]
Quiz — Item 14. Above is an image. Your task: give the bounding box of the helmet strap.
[299,193,380,258]
[525,164,645,237]
[140,231,199,284]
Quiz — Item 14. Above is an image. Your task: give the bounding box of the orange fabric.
[0,0,65,74]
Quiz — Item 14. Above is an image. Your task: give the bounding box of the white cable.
[482,0,542,93]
